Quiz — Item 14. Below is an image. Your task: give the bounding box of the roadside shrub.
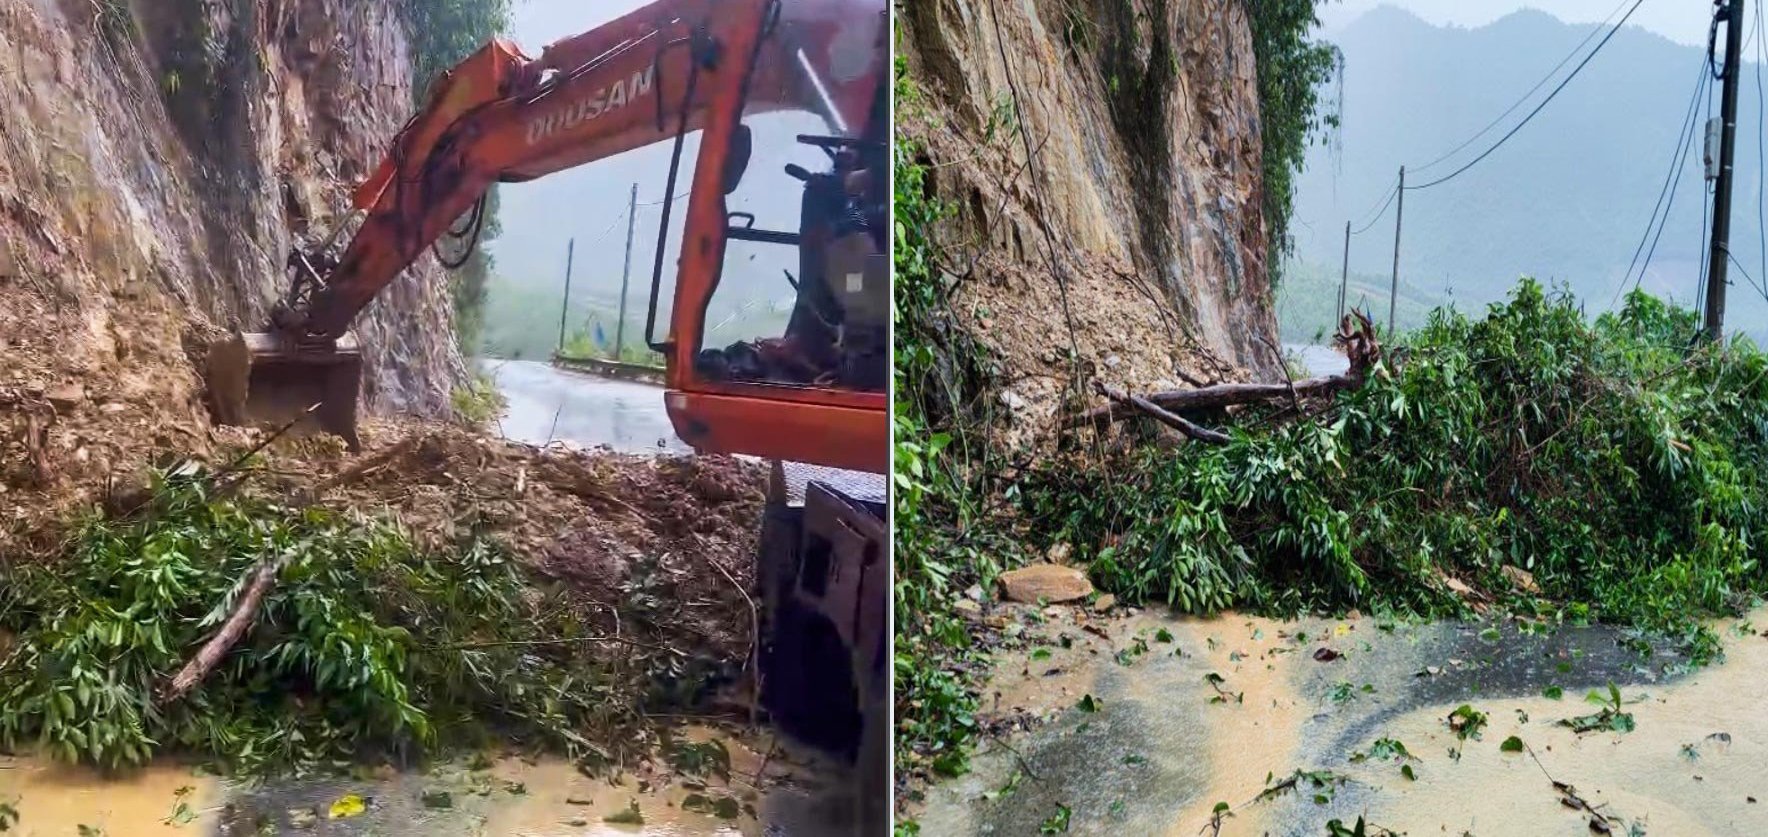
[1032,281,1768,656]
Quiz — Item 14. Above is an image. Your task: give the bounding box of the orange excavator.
[204,0,887,830]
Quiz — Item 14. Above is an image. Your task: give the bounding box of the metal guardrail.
[550,353,666,384]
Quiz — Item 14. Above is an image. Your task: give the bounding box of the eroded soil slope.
[0,0,476,550]
[899,0,1280,448]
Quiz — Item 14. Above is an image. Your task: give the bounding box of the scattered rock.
[999,564,1093,603]
[999,389,1029,411]
[45,382,83,411]
[1045,542,1072,565]
[1500,565,1539,593]
[288,808,319,829]
[1312,647,1342,662]
[963,584,984,601]
[1092,594,1116,613]
[953,598,981,616]
[1104,354,1121,369]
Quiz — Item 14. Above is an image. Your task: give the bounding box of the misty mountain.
[1288,5,1768,340]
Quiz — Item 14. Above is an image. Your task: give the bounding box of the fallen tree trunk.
[1071,310,1383,429]
[1093,382,1232,444]
[159,555,285,704]
[1072,375,1359,427]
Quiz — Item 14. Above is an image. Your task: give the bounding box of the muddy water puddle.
[0,728,857,835]
[921,606,1768,836]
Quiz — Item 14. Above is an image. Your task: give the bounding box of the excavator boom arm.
[288,0,876,340]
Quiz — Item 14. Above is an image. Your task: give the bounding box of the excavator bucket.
[206,331,364,451]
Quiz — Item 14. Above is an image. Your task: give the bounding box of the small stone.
[1345,609,1361,620]
[45,382,83,410]
[953,598,981,616]
[564,817,589,827]
[1002,623,1024,639]
[964,584,984,602]
[288,808,319,829]
[99,401,128,413]
[999,564,1093,604]
[1093,594,1117,613]
[999,390,1028,411]
[1046,542,1073,565]
[1500,565,1539,594]
[1104,354,1121,369]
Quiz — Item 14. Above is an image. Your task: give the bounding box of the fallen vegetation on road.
[0,424,766,777]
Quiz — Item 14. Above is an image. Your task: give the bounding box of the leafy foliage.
[451,368,507,426]
[1249,1,1341,281]
[0,468,685,775]
[1561,682,1636,733]
[1030,281,1768,659]
[892,55,1014,786]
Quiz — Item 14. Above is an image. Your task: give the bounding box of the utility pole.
[1705,0,1745,340]
[613,183,638,359]
[556,237,575,355]
[1389,166,1405,337]
[1338,220,1351,322]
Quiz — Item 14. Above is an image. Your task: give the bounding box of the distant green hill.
[1294,6,1768,341]
[1276,260,1441,343]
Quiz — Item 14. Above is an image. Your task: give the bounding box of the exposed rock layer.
[900,0,1280,446]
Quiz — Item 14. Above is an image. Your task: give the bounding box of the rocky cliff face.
[900,0,1280,443]
[0,0,464,545]
[0,0,463,416]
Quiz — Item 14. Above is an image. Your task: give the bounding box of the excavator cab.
[645,0,889,473]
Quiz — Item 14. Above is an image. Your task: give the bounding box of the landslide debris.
[0,410,766,775]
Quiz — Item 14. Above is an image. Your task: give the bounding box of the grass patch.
[451,369,506,426]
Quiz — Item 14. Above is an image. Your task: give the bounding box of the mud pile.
[260,421,768,662]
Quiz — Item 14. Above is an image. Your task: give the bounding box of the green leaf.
[1500,736,1524,753]
[603,800,644,825]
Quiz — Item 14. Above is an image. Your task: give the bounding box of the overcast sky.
[1318,1,1709,48]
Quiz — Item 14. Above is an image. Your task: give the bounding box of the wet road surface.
[0,729,868,836]
[485,360,688,454]
[917,607,1768,836]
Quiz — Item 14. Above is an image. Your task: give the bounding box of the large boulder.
[998,564,1093,604]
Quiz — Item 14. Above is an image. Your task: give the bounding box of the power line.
[1410,0,1636,177]
[1350,182,1398,235]
[1612,60,1710,307]
[1405,0,1646,192]
[1727,248,1768,299]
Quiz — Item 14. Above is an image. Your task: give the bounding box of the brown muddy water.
[0,727,861,835]
[916,606,1768,836]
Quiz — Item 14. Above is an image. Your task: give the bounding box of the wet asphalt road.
[917,609,1768,836]
[484,359,688,454]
